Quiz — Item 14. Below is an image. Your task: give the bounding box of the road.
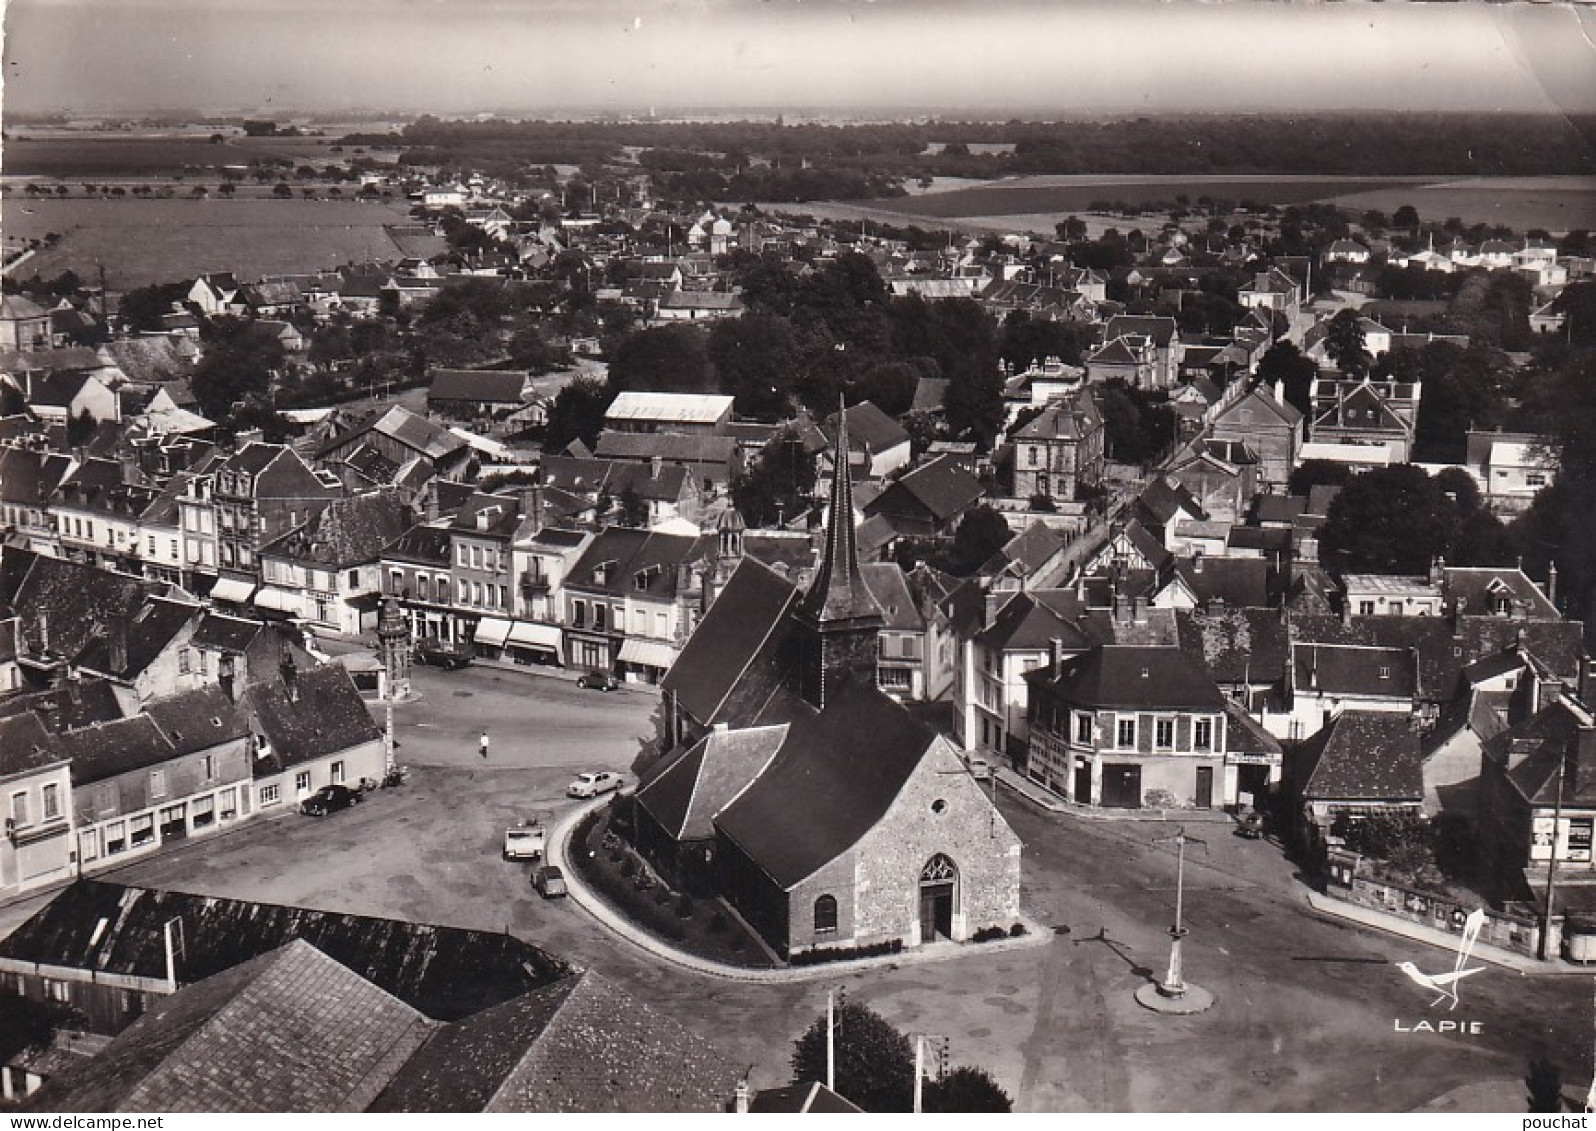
[15,663,1590,1112]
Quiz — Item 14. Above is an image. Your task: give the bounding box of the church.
[642,413,1022,959]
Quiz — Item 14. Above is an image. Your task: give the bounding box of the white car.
[503,821,545,861]
[566,771,622,799]
[966,757,992,781]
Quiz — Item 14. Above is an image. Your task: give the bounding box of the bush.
[972,926,1006,942]
[709,911,728,933]
[620,857,636,877]
[1009,922,1027,937]
[677,893,695,919]
[653,887,672,905]
[788,938,905,967]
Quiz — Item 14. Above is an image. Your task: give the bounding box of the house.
[1478,690,1596,899]
[655,291,746,322]
[48,458,160,576]
[1323,239,1371,264]
[1464,430,1555,514]
[186,273,239,317]
[246,658,384,812]
[823,400,911,480]
[381,522,459,648]
[1419,646,1550,819]
[604,391,733,435]
[508,521,592,664]
[0,446,75,553]
[447,490,525,651]
[1308,376,1422,464]
[862,453,986,538]
[652,417,1022,957]
[1011,392,1104,505]
[0,294,52,351]
[1024,643,1231,809]
[315,404,472,481]
[1342,572,1445,618]
[1163,440,1257,525]
[1285,711,1425,855]
[0,712,74,900]
[256,490,411,635]
[1084,335,1155,387]
[592,430,745,494]
[210,443,345,586]
[70,595,204,710]
[1268,642,1417,743]
[1103,315,1182,388]
[1207,387,1303,491]
[1238,267,1301,320]
[560,526,708,683]
[426,368,535,423]
[24,369,121,425]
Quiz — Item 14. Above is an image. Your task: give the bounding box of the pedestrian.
[480,731,489,760]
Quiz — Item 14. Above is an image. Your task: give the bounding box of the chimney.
[1429,555,1445,586]
[37,611,51,658]
[1133,594,1148,625]
[424,482,439,523]
[519,485,544,531]
[651,455,663,480]
[1340,597,1352,628]
[1050,636,1065,676]
[1113,589,1129,625]
[108,613,129,675]
[280,646,299,703]
[734,1078,751,1115]
[218,653,237,703]
[1548,561,1559,608]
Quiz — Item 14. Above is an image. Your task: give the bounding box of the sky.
[3,0,1595,119]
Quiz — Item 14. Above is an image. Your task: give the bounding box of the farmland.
[2,198,442,288]
[768,173,1596,237]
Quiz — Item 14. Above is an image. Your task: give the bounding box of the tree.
[790,1001,913,1113]
[923,1066,1013,1113]
[1406,342,1509,463]
[217,182,236,198]
[118,281,191,333]
[542,374,613,453]
[707,311,799,419]
[1392,204,1421,229]
[1094,382,1175,466]
[1287,459,1354,496]
[191,315,284,420]
[272,182,293,199]
[732,428,817,527]
[1319,465,1460,575]
[618,486,649,528]
[607,323,716,395]
[66,408,97,448]
[1323,309,1370,378]
[1255,341,1317,417]
[946,505,1012,576]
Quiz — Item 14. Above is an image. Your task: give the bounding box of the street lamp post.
[1134,827,1215,1014]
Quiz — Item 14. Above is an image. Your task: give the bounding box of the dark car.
[576,669,618,691]
[300,784,362,816]
[532,865,567,898]
[416,640,472,670]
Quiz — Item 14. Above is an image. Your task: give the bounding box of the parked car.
[300,784,362,817]
[566,771,622,798]
[576,669,619,691]
[416,640,472,670]
[965,756,992,781]
[1235,809,1265,839]
[532,865,567,899]
[503,821,545,861]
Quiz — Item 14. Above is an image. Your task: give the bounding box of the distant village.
[1,160,1595,1112]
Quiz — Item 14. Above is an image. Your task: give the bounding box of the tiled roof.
[1014,394,1102,444]
[1297,711,1424,802]
[1176,607,1290,684]
[28,940,435,1113]
[381,522,454,566]
[73,596,198,679]
[188,611,270,653]
[13,555,163,661]
[859,562,923,631]
[974,589,1092,652]
[1444,567,1559,619]
[0,446,73,506]
[247,663,382,771]
[1173,555,1272,609]
[372,970,740,1113]
[1294,643,1416,699]
[1105,314,1178,346]
[0,711,66,776]
[825,400,910,455]
[1032,644,1225,711]
[593,430,741,465]
[261,489,410,568]
[1492,698,1596,806]
[865,454,985,526]
[428,368,530,405]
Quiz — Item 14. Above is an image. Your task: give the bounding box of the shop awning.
[209,577,256,604]
[617,638,678,671]
[506,620,562,660]
[473,617,512,647]
[253,588,300,613]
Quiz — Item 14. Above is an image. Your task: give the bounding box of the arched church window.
[921,854,957,883]
[814,894,838,933]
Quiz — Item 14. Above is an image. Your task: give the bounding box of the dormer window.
[1378,666,1391,680]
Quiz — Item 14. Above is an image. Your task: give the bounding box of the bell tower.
[792,404,883,711]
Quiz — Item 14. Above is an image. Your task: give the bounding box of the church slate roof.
[661,557,801,726]
[714,684,935,889]
[635,723,789,841]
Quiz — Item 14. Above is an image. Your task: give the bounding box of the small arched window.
[814,894,838,934]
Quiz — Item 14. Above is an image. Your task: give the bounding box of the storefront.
[505,620,563,667]
[617,638,678,685]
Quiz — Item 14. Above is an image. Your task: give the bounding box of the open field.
[1,135,345,177]
[785,174,1595,236]
[1325,176,1596,234]
[2,197,440,287]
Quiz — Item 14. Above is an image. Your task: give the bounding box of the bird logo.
[1395,907,1488,1011]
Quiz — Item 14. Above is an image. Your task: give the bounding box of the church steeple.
[792,401,883,710]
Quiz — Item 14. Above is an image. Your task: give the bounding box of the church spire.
[801,400,882,625]
[792,400,883,712]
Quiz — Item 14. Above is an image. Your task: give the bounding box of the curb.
[546,800,1051,984]
[996,769,1238,825]
[1303,890,1590,976]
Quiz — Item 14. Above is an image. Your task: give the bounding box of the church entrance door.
[919,854,958,941]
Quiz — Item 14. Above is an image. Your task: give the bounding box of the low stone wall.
[1324,851,1547,957]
